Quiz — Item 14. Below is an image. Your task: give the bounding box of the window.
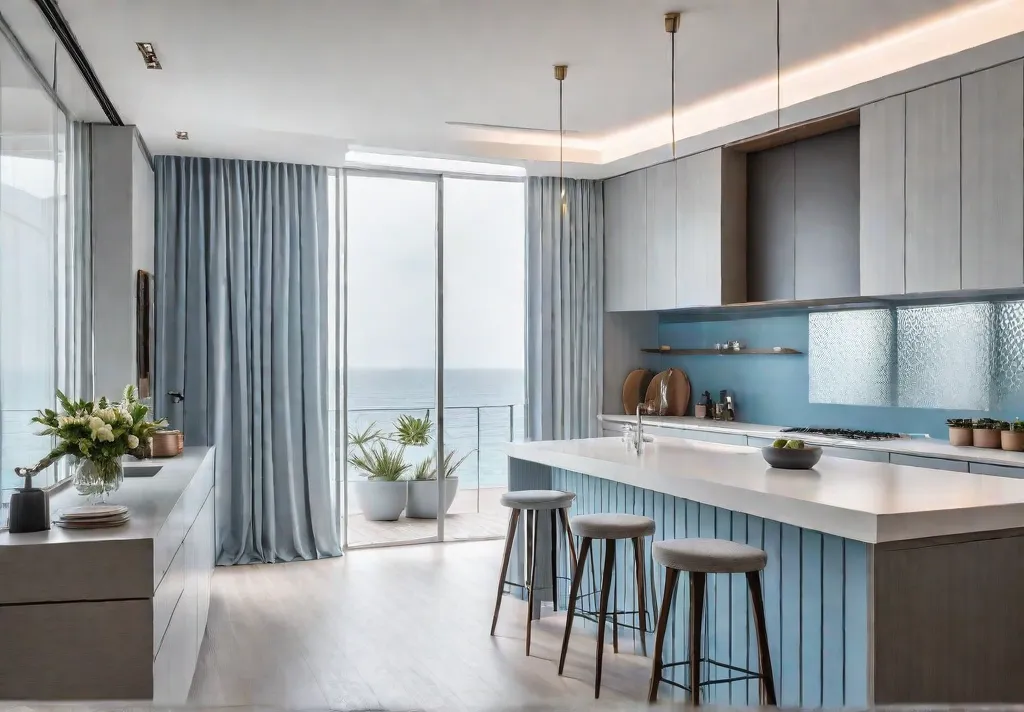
[0,32,75,526]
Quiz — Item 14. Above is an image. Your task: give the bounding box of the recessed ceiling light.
[135,42,162,70]
[175,131,189,140]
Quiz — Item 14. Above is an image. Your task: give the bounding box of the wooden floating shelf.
[641,347,803,355]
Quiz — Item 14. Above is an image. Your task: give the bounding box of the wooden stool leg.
[632,536,648,656]
[558,537,592,674]
[558,507,578,573]
[550,509,559,612]
[490,508,520,636]
[610,553,618,655]
[595,538,616,698]
[526,510,539,655]
[689,571,707,705]
[747,571,777,706]
[647,566,679,702]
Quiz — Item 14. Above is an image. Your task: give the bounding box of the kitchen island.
[507,437,1024,706]
[0,447,216,702]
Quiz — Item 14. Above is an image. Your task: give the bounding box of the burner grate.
[780,426,903,440]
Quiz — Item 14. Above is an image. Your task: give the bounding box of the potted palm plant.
[407,449,472,519]
[391,412,471,519]
[348,423,409,521]
[1002,419,1024,452]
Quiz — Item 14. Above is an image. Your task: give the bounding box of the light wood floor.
[347,486,508,546]
[189,539,667,710]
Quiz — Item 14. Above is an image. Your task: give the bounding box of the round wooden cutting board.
[644,368,691,416]
[621,369,654,415]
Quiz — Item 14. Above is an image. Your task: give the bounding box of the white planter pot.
[353,479,408,521]
[405,477,459,519]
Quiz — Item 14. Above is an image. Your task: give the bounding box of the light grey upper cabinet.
[905,79,961,294]
[960,60,1024,290]
[603,170,647,311]
[676,149,746,307]
[794,128,860,300]
[603,174,627,311]
[746,144,796,302]
[645,162,676,310]
[860,95,906,296]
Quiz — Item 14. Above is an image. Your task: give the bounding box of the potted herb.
[1003,419,1024,452]
[972,418,1005,449]
[348,423,409,521]
[946,418,974,447]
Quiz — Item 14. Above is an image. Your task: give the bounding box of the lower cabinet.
[153,490,215,704]
[820,445,890,463]
[890,453,968,472]
[969,462,1024,479]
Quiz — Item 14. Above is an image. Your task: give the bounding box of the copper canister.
[152,430,182,458]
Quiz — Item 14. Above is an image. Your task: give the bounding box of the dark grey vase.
[9,483,50,533]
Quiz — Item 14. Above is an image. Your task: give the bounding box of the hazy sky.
[340,174,525,371]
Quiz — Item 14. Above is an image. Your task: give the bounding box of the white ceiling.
[38,0,1019,176]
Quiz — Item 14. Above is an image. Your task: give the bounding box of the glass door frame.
[335,166,525,550]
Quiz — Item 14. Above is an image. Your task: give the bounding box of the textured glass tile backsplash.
[809,301,1015,411]
[808,309,894,406]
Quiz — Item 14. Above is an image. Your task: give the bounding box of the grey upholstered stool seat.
[653,538,767,574]
[648,537,776,705]
[499,489,575,510]
[569,512,656,539]
[491,489,578,657]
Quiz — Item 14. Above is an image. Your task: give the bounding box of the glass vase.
[74,457,124,503]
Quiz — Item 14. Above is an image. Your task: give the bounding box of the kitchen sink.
[123,464,163,478]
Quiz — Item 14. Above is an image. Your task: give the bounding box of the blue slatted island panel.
[508,458,869,708]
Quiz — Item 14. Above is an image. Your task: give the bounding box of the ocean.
[334,367,524,490]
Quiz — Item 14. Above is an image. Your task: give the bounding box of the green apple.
[772,438,788,449]
[784,439,805,449]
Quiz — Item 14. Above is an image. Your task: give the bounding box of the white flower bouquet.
[18,385,168,494]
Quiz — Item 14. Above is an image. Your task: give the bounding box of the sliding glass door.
[441,177,525,540]
[343,172,442,547]
[331,167,526,548]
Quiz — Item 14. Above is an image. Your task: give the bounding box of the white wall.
[91,124,154,401]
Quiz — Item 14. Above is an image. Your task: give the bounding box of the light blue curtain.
[526,177,604,440]
[154,156,341,564]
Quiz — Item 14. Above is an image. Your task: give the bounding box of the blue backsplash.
[657,311,1022,438]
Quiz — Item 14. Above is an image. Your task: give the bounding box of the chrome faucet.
[633,403,646,455]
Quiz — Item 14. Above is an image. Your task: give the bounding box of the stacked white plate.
[55,504,130,529]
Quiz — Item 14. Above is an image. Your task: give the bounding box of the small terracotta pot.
[1002,430,1024,452]
[948,427,973,447]
[973,428,1003,449]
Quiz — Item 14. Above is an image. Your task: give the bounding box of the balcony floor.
[346,485,507,546]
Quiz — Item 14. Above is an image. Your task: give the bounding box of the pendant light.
[665,12,680,159]
[554,64,567,214]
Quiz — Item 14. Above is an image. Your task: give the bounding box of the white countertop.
[599,414,1024,468]
[0,447,212,547]
[507,437,1024,543]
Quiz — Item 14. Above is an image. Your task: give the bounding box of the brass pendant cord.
[666,12,680,159]
[555,64,567,214]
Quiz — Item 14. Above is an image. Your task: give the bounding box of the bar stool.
[558,512,656,698]
[491,489,578,655]
[647,538,777,705]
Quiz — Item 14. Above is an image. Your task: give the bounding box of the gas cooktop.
[780,426,905,441]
